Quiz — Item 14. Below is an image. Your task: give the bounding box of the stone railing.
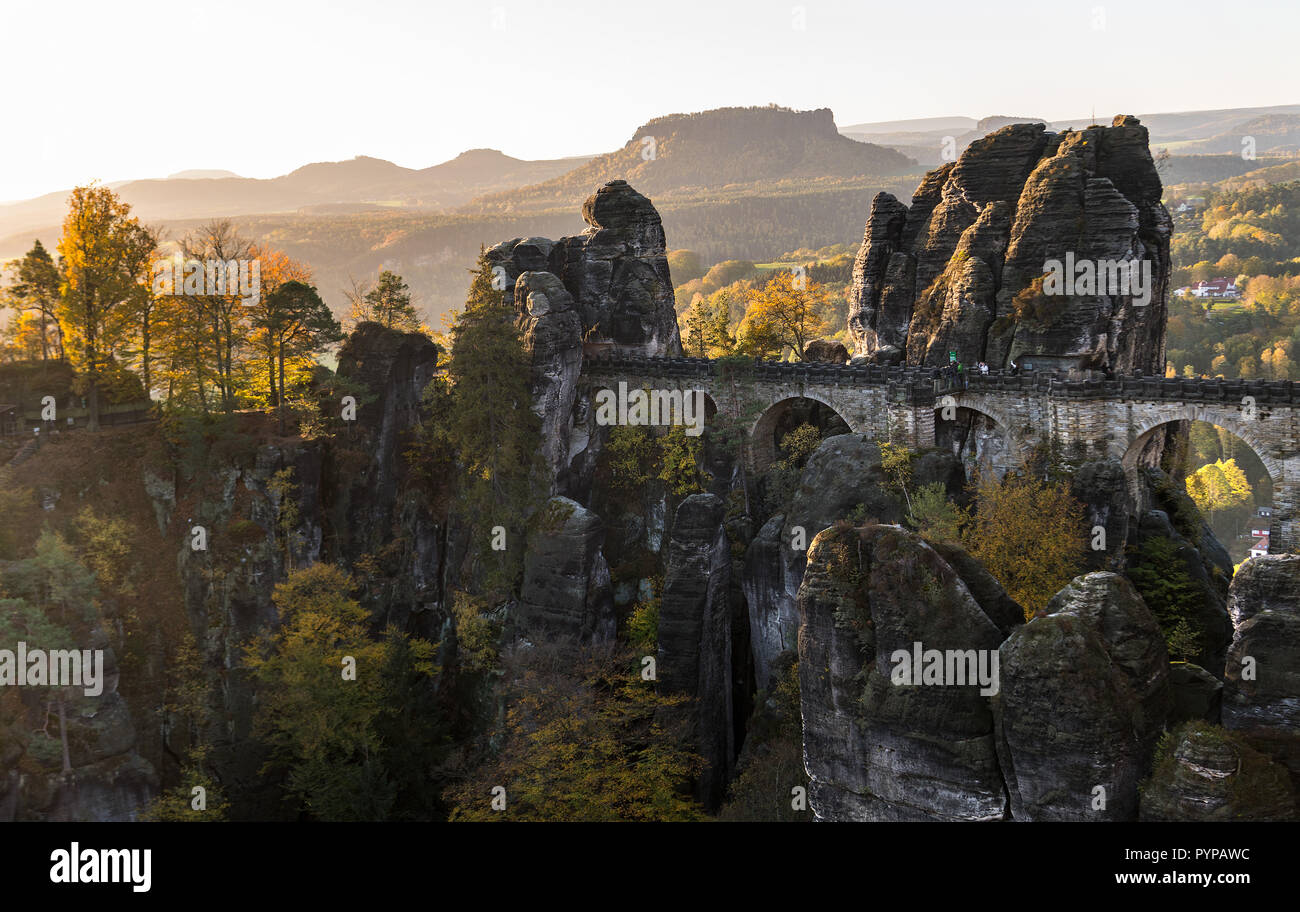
[580,355,1300,405]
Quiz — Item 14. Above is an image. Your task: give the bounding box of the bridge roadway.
[580,355,1300,553]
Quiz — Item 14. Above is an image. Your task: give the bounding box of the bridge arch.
[1118,406,1287,552]
[749,394,852,473]
[1116,406,1283,484]
[936,393,1028,478]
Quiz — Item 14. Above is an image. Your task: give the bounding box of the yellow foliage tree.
[735,270,830,360]
[962,472,1087,618]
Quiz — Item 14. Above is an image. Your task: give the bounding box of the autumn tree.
[139,632,229,821]
[244,563,436,820]
[1186,458,1253,537]
[153,285,220,411]
[179,220,255,412]
[962,472,1087,618]
[735,270,831,360]
[56,185,157,430]
[446,648,707,822]
[246,245,315,407]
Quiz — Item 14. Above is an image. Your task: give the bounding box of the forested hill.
[464,106,917,213]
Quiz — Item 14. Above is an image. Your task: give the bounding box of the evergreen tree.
[349,269,422,332]
[2,239,64,360]
[429,250,543,596]
[251,280,341,431]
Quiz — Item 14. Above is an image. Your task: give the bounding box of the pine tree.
[348,270,422,332]
[3,239,64,360]
[431,250,542,596]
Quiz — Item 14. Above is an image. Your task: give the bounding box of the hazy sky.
[2,0,1296,201]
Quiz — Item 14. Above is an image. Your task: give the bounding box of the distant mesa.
[467,105,918,213]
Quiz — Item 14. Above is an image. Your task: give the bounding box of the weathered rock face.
[1139,722,1296,821]
[332,323,442,596]
[514,271,583,492]
[486,181,682,503]
[658,494,733,808]
[1222,555,1300,773]
[797,525,1013,821]
[848,116,1170,376]
[516,497,615,644]
[802,339,850,364]
[1070,458,1131,571]
[0,630,158,821]
[741,513,793,691]
[744,435,965,689]
[1168,662,1223,725]
[1129,507,1233,674]
[994,572,1170,821]
[487,181,682,359]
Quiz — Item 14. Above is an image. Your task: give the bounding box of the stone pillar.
[1270,471,1297,554]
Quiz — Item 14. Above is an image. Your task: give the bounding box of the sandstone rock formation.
[744,434,965,689]
[514,271,583,490]
[994,572,1170,820]
[515,497,615,644]
[848,116,1170,376]
[1222,554,1300,773]
[487,181,683,502]
[1139,721,1296,821]
[802,339,850,363]
[1168,662,1223,724]
[488,180,682,358]
[0,631,157,821]
[657,493,733,807]
[797,524,1013,821]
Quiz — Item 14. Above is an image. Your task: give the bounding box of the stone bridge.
[580,355,1300,553]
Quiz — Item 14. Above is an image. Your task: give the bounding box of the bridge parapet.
[581,355,1300,406]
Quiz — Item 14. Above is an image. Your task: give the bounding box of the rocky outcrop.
[744,435,965,688]
[0,628,157,821]
[741,514,792,691]
[802,339,850,364]
[658,494,733,808]
[1070,458,1131,571]
[797,525,1012,821]
[848,116,1170,376]
[487,180,682,359]
[1139,722,1296,821]
[332,322,442,604]
[1129,506,1233,674]
[514,271,583,491]
[1222,555,1300,772]
[487,181,683,503]
[994,572,1170,820]
[515,497,615,644]
[1168,662,1223,724]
